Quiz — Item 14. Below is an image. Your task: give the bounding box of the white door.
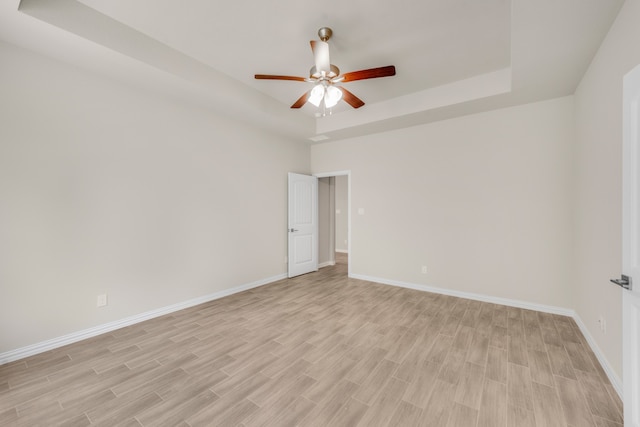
[288,173,318,278]
[622,63,640,427]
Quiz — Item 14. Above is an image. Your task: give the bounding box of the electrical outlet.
[421,266,428,274]
[97,294,108,307]
[598,315,606,333]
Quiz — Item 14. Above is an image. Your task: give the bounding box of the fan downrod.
[318,27,332,42]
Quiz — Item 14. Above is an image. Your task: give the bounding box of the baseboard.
[572,315,622,398]
[350,273,574,316]
[0,273,287,365]
[350,273,622,398]
[335,249,348,254]
[318,261,336,269]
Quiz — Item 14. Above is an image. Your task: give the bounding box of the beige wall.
[312,97,575,309]
[572,0,640,379]
[0,41,310,353]
[317,177,335,265]
[335,175,348,253]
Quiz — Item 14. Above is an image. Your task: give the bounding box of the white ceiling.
[0,0,625,142]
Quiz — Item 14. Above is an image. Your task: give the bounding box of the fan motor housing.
[310,64,340,79]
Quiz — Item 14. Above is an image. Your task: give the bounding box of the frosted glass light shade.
[324,85,343,108]
[309,84,325,107]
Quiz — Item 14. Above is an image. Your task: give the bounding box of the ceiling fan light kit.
[255,27,396,115]
[309,82,343,108]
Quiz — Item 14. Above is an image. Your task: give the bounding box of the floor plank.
[477,379,507,427]
[531,382,565,427]
[554,375,596,427]
[447,402,479,427]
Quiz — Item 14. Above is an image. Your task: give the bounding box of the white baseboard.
[572,315,622,397]
[0,273,287,365]
[318,261,336,269]
[335,249,348,254]
[350,273,574,315]
[350,273,622,398]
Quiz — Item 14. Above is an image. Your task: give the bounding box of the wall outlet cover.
[97,294,108,307]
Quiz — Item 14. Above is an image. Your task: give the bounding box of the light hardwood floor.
[0,253,623,426]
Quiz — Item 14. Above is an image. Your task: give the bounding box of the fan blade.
[339,87,365,109]
[310,40,331,74]
[255,74,307,82]
[341,65,396,83]
[291,91,311,109]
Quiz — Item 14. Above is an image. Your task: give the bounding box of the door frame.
[314,170,351,277]
[622,63,640,426]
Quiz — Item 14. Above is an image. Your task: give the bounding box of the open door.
[288,173,318,278]
[621,63,640,427]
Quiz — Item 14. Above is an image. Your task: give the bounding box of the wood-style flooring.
[0,253,623,426]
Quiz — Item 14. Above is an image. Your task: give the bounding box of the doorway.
[315,171,350,276]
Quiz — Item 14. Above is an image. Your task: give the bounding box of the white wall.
[312,97,575,309]
[335,175,348,253]
[0,41,310,354]
[572,0,640,380]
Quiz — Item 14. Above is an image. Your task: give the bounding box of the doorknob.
[610,274,632,290]
[289,228,299,232]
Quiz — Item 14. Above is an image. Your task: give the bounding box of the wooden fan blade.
[341,65,396,83]
[255,74,307,82]
[339,87,365,109]
[291,91,311,108]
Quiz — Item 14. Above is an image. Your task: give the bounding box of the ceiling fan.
[255,27,396,111]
